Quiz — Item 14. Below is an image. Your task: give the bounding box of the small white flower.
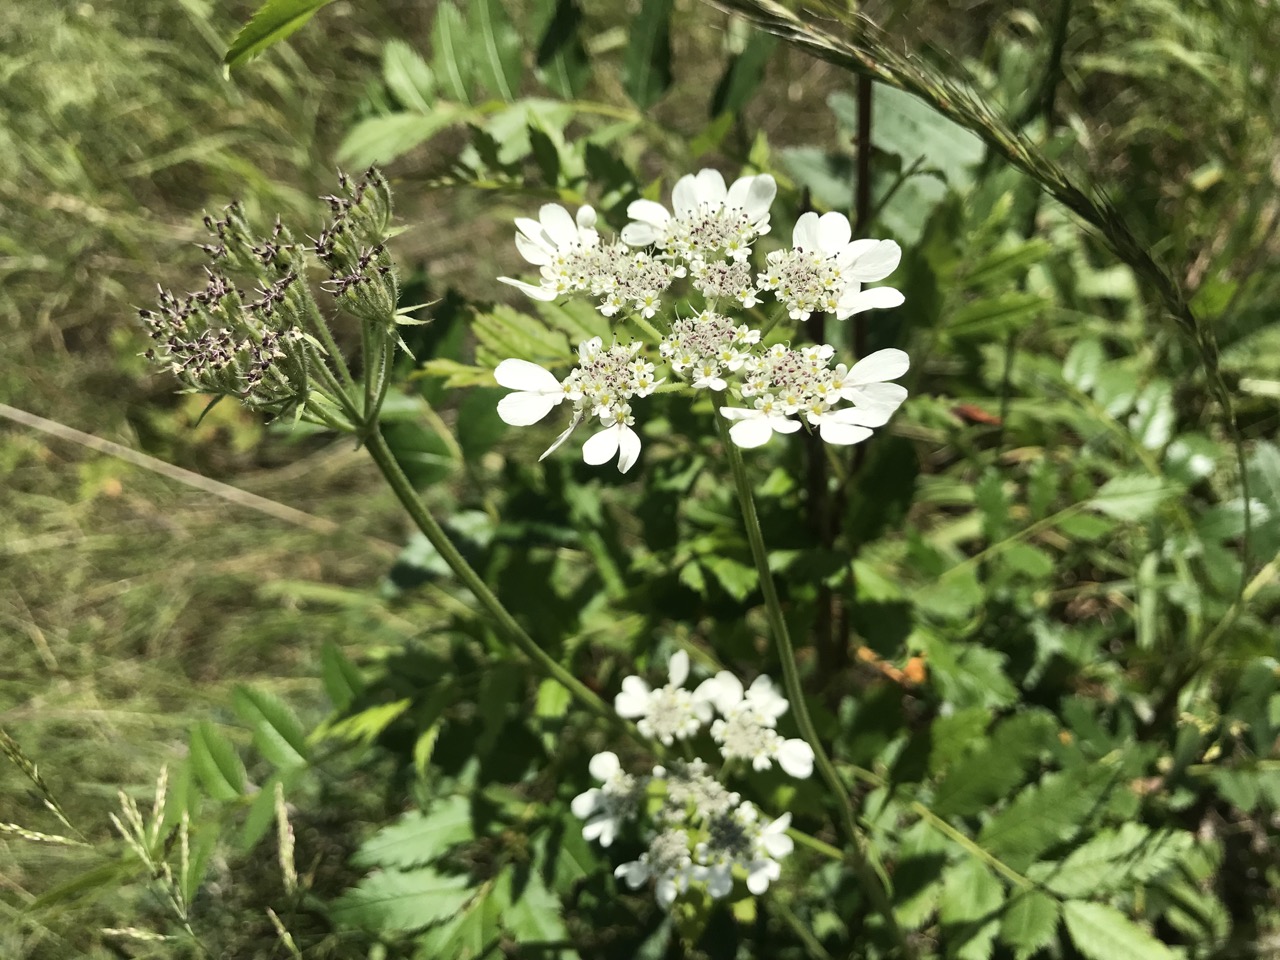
[512,203,599,266]
[622,169,777,265]
[719,395,802,449]
[695,803,795,899]
[615,828,695,909]
[698,673,814,779]
[614,650,714,746]
[570,751,642,847]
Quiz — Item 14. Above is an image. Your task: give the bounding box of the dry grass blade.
[704,0,1252,582]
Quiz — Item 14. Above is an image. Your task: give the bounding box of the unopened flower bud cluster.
[139,170,399,424]
[494,168,911,472]
[572,651,811,908]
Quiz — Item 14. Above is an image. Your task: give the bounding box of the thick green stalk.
[717,419,913,958]
[364,427,612,721]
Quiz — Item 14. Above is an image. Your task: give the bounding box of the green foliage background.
[1,0,1277,958]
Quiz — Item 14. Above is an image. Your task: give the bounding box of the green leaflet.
[623,0,673,108]
[188,722,244,801]
[1062,901,1175,960]
[352,795,475,871]
[1000,890,1061,960]
[224,0,334,70]
[331,866,473,934]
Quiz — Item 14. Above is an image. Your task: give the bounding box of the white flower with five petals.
[831,347,910,418]
[614,650,714,746]
[622,169,777,264]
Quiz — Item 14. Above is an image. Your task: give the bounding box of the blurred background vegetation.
[1,0,1277,957]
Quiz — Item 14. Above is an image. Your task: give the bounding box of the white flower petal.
[773,417,802,435]
[728,416,775,449]
[655,876,680,909]
[849,239,902,281]
[849,348,910,384]
[746,859,781,895]
[817,211,852,254]
[707,671,744,713]
[498,276,557,301]
[497,391,561,426]
[728,173,776,220]
[818,416,873,446]
[614,676,652,717]
[777,738,815,779]
[616,424,642,474]
[625,199,671,227]
[704,864,734,899]
[514,231,552,265]
[837,285,905,317]
[745,675,788,719]
[588,750,621,781]
[539,410,583,461]
[672,174,700,216]
[576,205,598,230]
[846,381,909,414]
[718,406,757,421]
[621,222,662,246]
[694,168,727,208]
[615,860,649,889]
[495,358,562,392]
[570,789,600,819]
[539,203,578,247]
[792,211,821,251]
[668,650,690,687]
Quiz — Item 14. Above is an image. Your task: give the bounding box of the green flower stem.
[717,418,914,959]
[364,425,614,722]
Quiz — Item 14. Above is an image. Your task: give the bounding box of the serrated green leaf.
[224,0,333,70]
[320,640,363,711]
[353,796,475,871]
[949,292,1049,337]
[473,304,571,369]
[469,0,521,100]
[932,711,1055,816]
[1088,474,1178,520]
[384,40,436,113]
[189,722,244,801]
[711,31,775,117]
[337,108,468,168]
[1062,901,1175,960]
[498,867,568,944]
[413,724,442,778]
[1032,824,1194,898]
[322,699,411,745]
[1063,339,1105,392]
[977,767,1112,871]
[432,2,473,102]
[232,686,309,769]
[534,0,590,99]
[1128,379,1175,450]
[332,866,474,934]
[700,555,757,601]
[623,0,673,108]
[414,880,501,959]
[939,858,1003,959]
[962,239,1052,289]
[1001,890,1060,959]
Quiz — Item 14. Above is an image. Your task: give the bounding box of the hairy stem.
[717,419,914,958]
[364,427,613,721]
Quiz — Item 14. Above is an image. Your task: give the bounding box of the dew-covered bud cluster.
[493,168,910,473]
[571,651,810,909]
[139,170,406,428]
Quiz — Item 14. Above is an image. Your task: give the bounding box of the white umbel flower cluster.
[570,651,812,909]
[494,168,909,472]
